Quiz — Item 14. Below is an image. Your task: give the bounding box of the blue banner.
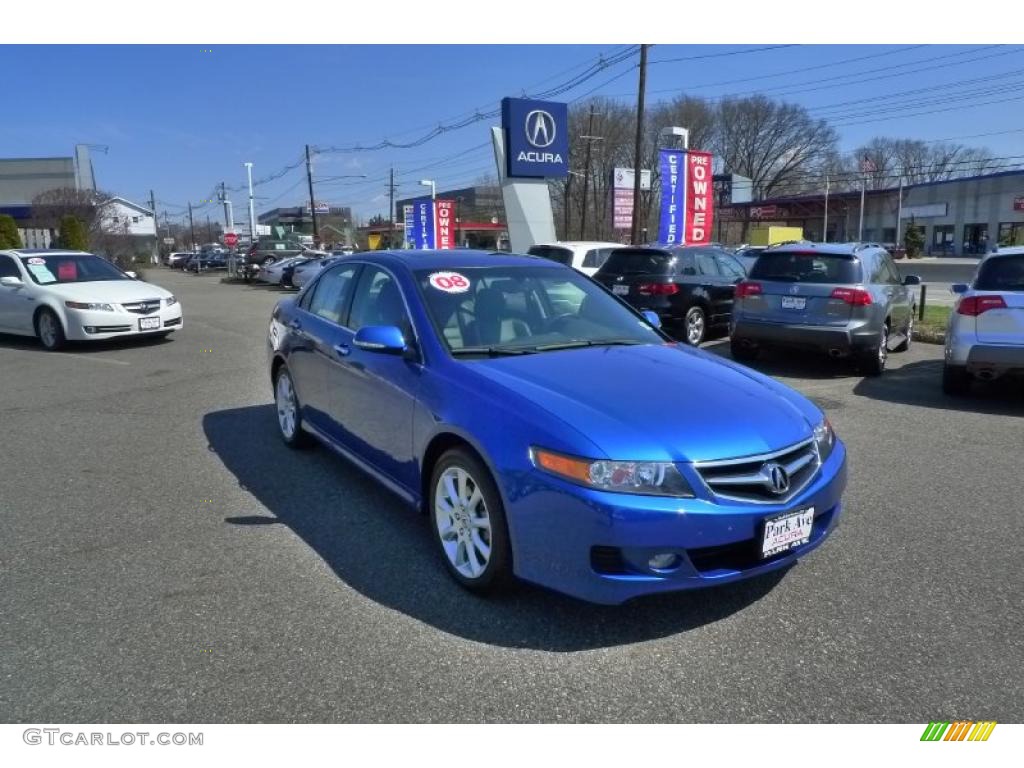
[502,97,569,179]
[658,149,686,246]
[411,197,435,249]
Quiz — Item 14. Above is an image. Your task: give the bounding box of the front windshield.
[415,265,665,355]
[18,254,129,285]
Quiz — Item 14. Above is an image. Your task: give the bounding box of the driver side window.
[349,267,411,333]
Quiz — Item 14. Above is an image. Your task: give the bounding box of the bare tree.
[30,187,115,239]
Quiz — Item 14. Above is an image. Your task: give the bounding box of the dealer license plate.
[781,296,806,310]
[139,316,161,331]
[612,284,629,296]
[761,507,814,558]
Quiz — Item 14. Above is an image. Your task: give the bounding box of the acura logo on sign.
[764,462,790,495]
[525,110,556,148]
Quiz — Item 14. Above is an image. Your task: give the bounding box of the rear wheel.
[35,308,66,351]
[430,448,512,594]
[683,305,707,346]
[942,364,972,396]
[860,325,888,376]
[730,337,759,362]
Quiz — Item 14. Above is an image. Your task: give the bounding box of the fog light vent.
[648,553,680,571]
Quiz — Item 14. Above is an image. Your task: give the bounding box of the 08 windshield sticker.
[428,271,470,293]
[27,264,56,283]
[27,257,46,265]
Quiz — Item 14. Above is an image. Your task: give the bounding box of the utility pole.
[563,173,573,239]
[579,105,601,240]
[187,202,196,252]
[305,144,319,245]
[822,175,830,243]
[630,44,649,245]
[148,189,159,263]
[206,215,212,244]
[244,162,257,249]
[858,177,866,242]
[387,167,398,247]
[895,176,904,251]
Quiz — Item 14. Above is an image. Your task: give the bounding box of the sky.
[2,44,1023,225]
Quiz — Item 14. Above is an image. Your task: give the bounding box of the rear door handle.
[333,343,351,357]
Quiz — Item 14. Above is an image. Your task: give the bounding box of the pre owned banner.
[435,199,455,249]
[685,151,714,245]
[657,149,686,245]
[411,197,435,249]
[657,149,714,246]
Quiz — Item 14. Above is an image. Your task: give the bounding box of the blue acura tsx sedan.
[266,249,847,604]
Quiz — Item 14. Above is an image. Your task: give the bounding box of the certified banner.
[411,197,435,249]
[657,149,686,245]
[434,200,455,249]
[685,151,714,245]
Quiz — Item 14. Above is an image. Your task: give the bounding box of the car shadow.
[701,339,859,381]
[203,404,790,651]
[0,331,173,353]
[852,359,1024,416]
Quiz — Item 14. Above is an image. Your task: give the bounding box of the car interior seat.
[469,287,531,345]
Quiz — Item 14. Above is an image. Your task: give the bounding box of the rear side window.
[527,245,574,267]
[716,253,746,279]
[582,248,615,269]
[975,255,1024,291]
[600,249,673,276]
[750,252,862,284]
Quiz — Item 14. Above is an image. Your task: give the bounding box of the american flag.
[860,154,878,173]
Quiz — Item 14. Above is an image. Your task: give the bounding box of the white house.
[100,197,157,237]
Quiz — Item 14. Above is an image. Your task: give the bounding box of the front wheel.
[35,308,66,351]
[430,448,512,594]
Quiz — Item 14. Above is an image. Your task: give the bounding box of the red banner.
[685,151,714,245]
[435,199,455,249]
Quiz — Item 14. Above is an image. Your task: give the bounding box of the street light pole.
[630,44,649,245]
[420,179,436,200]
[305,144,319,246]
[244,162,257,248]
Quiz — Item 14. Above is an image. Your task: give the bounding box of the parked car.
[258,255,310,287]
[592,245,747,345]
[266,249,847,604]
[733,245,766,273]
[729,242,920,375]
[0,249,182,350]
[292,256,339,289]
[165,252,194,269]
[943,247,1024,394]
[527,241,625,276]
[249,240,305,267]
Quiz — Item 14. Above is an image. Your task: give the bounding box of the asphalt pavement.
[1,267,1021,723]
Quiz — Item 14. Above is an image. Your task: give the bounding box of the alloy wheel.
[434,467,492,579]
[878,326,889,368]
[275,372,297,440]
[39,313,58,348]
[685,308,705,345]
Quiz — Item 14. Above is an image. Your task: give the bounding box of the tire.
[273,365,312,449]
[262,256,277,267]
[35,308,66,351]
[730,337,759,362]
[429,447,513,594]
[942,364,972,396]
[682,305,707,346]
[894,311,914,352]
[860,324,889,376]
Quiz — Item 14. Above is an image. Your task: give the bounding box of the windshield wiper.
[451,346,536,357]
[531,338,645,352]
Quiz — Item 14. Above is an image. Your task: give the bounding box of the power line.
[648,44,798,65]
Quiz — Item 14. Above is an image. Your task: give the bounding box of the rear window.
[527,245,574,266]
[599,249,672,276]
[750,251,862,284]
[975,255,1024,291]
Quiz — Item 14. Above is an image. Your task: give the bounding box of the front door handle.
[333,343,351,357]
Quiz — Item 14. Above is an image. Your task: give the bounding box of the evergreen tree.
[58,216,89,250]
[0,214,21,249]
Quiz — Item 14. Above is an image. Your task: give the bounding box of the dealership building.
[722,170,1024,256]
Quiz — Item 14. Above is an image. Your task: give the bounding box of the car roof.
[3,249,91,257]
[763,241,882,257]
[342,249,550,271]
[530,241,625,250]
[990,246,1024,258]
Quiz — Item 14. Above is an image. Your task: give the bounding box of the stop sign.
[224,232,239,247]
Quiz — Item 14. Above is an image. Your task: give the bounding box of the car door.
[693,249,735,325]
[883,254,911,335]
[326,265,422,492]
[288,263,361,437]
[0,255,33,333]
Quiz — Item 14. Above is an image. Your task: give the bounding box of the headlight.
[814,418,835,462]
[531,448,694,497]
[65,301,114,312]
[165,295,178,307]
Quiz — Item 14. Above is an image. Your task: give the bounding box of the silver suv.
[729,242,920,375]
[943,247,1024,394]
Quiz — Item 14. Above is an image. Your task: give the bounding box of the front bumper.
[505,440,847,604]
[64,306,184,341]
[732,318,877,354]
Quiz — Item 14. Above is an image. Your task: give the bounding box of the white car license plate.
[612,284,629,296]
[761,507,815,558]
[139,316,161,331]
[781,296,806,310]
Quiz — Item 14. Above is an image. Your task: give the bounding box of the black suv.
[593,245,747,345]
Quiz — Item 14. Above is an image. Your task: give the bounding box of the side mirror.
[0,276,23,287]
[641,310,662,328]
[902,274,921,286]
[353,325,407,354]
[125,271,137,279]
[951,283,968,294]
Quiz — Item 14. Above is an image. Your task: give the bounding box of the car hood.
[41,280,172,303]
[468,343,819,462]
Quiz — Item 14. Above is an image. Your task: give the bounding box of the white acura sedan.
[0,249,184,350]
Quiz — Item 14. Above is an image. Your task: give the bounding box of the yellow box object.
[748,226,804,246]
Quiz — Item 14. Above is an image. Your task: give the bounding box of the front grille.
[122,299,162,315]
[590,546,629,575]
[694,438,819,504]
[163,317,182,327]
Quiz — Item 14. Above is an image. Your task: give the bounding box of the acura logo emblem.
[525,109,556,148]
[764,462,790,495]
